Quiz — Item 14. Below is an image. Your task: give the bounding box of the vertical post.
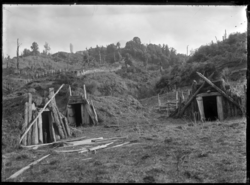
[21,102,29,146]
[216,95,224,121]
[158,94,161,106]
[196,96,205,122]
[182,91,185,101]
[31,112,39,145]
[83,85,87,100]
[27,93,33,145]
[48,111,56,142]
[69,85,72,96]
[37,114,43,144]
[176,91,179,108]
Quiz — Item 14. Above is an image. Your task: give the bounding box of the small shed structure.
[66,85,98,127]
[172,72,243,121]
[20,87,71,146]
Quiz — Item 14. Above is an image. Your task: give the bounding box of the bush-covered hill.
[155,32,247,94]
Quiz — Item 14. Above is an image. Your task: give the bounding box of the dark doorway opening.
[72,104,82,126]
[42,111,52,143]
[203,96,218,121]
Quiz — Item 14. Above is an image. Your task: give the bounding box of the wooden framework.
[20,87,71,146]
[67,85,98,127]
[172,72,243,121]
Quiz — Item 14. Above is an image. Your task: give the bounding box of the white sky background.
[3,5,247,58]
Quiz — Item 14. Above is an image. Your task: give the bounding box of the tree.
[44,42,51,55]
[133,37,141,45]
[23,48,31,57]
[17,39,21,69]
[70,43,74,53]
[6,55,10,68]
[31,42,39,55]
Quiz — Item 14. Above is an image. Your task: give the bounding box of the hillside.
[156,32,247,93]
[2,34,246,183]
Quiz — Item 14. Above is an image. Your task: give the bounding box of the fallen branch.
[79,142,114,154]
[20,136,87,150]
[19,84,65,144]
[55,147,88,153]
[106,142,130,149]
[92,136,127,142]
[60,139,117,149]
[6,154,50,180]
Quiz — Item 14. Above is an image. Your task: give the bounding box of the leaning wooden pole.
[19,84,64,144]
[196,72,243,113]
[49,88,65,139]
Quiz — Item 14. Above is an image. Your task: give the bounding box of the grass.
[2,115,246,183]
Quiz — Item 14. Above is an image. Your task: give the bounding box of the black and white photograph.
[2,4,247,183]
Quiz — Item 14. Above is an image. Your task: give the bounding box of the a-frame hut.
[66,85,98,127]
[172,72,244,121]
[20,86,71,146]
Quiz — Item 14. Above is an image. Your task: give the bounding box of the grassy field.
[2,114,246,183]
[2,60,247,183]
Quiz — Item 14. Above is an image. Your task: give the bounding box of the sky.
[3,5,247,58]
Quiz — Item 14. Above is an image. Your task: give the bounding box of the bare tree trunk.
[17,39,20,69]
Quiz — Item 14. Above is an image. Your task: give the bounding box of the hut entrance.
[71,103,82,127]
[41,111,52,143]
[203,96,218,121]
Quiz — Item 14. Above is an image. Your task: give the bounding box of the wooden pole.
[91,100,98,124]
[158,94,161,106]
[31,111,39,145]
[27,93,33,145]
[19,84,64,144]
[196,72,243,113]
[21,102,29,146]
[50,112,58,141]
[6,154,50,180]
[48,111,56,142]
[59,112,71,136]
[216,95,224,121]
[69,85,72,96]
[83,85,87,100]
[176,91,179,108]
[49,88,65,139]
[37,114,43,144]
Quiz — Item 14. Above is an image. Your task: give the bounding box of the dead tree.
[17,39,21,69]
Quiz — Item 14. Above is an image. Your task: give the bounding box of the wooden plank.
[67,105,76,126]
[216,95,224,121]
[48,111,56,142]
[6,154,50,180]
[37,114,43,144]
[90,100,98,124]
[49,88,65,139]
[56,107,67,137]
[69,85,72,96]
[86,103,97,125]
[21,102,29,146]
[27,93,33,145]
[81,103,86,126]
[19,84,64,144]
[196,72,243,114]
[62,117,71,137]
[31,112,39,145]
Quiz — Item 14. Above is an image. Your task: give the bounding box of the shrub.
[85,81,98,94]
